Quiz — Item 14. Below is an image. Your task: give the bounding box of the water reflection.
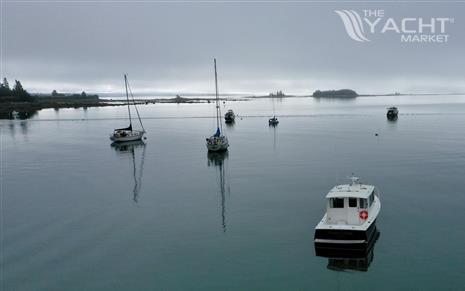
[207,151,230,232]
[315,230,380,272]
[111,140,146,203]
[269,122,278,151]
[4,120,30,138]
[225,120,235,128]
[0,109,39,120]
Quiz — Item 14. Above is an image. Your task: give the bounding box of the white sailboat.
[206,59,229,152]
[110,75,145,142]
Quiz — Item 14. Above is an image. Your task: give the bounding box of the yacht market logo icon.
[335,10,370,42]
[335,9,454,43]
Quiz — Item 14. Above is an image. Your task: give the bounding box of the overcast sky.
[2,1,465,95]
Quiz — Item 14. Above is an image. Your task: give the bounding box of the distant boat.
[206,59,229,152]
[269,116,279,126]
[110,75,145,142]
[268,94,279,126]
[224,109,235,123]
[314,176,381,250]
[387,106,399,119]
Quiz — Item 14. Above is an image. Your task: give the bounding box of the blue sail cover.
[214,127,221,137]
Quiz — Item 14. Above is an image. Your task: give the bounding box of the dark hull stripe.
[314,221,377,249]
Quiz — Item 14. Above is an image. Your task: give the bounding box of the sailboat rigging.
[110,74,145,142]
[206,59,229,152]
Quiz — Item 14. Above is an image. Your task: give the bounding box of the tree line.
[0,78,32,101]
[1,78,97,102]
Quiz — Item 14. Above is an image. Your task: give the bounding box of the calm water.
[2,96,465,290]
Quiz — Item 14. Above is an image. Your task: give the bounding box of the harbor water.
[2,95,465,290]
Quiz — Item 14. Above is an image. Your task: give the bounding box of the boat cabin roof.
[326,184,375,199]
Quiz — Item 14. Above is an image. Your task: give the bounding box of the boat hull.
[269,117,279,125]
[206,135,229,152]
[207,143,229,152]
[110,130,145,142]
[314,220,378,250]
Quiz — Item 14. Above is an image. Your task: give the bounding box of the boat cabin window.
[330,198,344,208]
[369,192,374,206]
[359,198,367,209]
[349,198,357,207]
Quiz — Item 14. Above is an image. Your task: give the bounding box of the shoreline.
[2,93,464,120]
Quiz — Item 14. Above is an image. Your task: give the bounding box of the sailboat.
[269,93,279,126]
[110,74,145,142]
[206,59,229,152]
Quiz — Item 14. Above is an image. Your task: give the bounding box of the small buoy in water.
[144,137,147,140]
[375,133,379,136]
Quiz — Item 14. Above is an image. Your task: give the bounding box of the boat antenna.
[126,79,145,132]
[124,74,133,130]
[349,174,360,185]
[214,58,223,133]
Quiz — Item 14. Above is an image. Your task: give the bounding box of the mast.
[124,74,133,129]
[126,78,145,132]
[214,59,222,133]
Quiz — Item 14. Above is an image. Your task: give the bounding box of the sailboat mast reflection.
[207,151,230,232]
[111,140,146,203]
[270,123,277,151]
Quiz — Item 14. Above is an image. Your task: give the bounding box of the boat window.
[330,198,344,208]
[369,193,374,205]
[349,198,357,207]
[359,198,367,209]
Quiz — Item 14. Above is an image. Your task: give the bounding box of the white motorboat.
[206,59,229,152]
[314,176,381,250]
[110,75,145,142]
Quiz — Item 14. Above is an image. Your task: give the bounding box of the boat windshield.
[329,198,344,208]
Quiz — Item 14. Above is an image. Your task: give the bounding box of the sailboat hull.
[206,135,229,152]
[207,143,229,152]
[110,130,145,142]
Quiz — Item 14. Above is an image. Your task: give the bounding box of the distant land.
[0,78,113,119]
[0,78,240,119]
[2,78,465,119]
[312,89,358,98]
